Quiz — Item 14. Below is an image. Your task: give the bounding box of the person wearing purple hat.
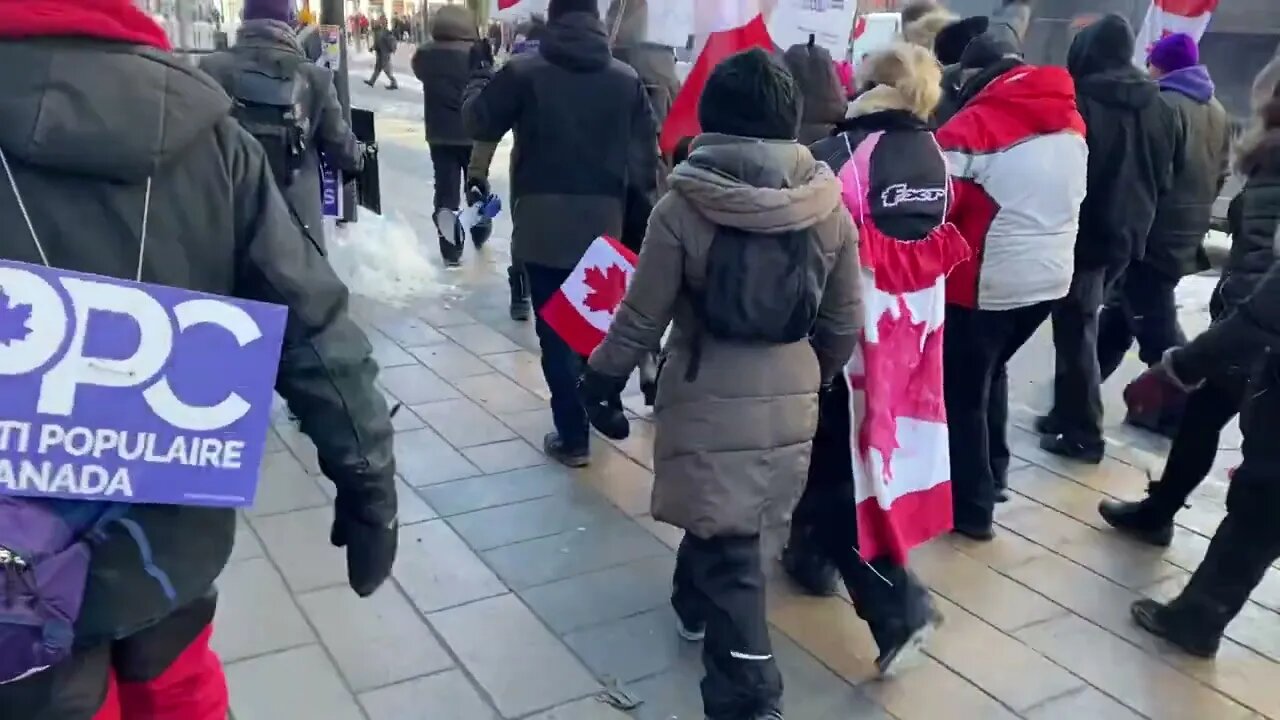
[1091,32,1230,439]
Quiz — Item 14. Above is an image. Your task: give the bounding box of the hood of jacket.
[235,18,303,53]
[431,5,477,42]
[1070,16,1159,110]
[1159,64,1215,104]
[540,12,613,72]
[0,39,233,183]
[1069,14,1140,78]
[962,64,1085,137]
[668,135,842,233]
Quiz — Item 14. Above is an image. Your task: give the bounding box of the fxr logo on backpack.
[0,261,287,507]
[880,183,946,208]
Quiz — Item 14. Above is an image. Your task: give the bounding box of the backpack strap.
[84,505,130,545]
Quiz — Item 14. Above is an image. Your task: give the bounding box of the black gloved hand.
[330,491,399,598]
[469,39,495,72]
[578,367,631,440]
[362,142,379,160]
[465,176,490,206]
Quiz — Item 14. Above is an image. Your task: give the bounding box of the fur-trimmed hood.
[902,5,957,50]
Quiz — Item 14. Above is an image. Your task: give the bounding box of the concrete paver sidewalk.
[211,95,1280,719]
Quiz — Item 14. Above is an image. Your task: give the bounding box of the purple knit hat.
[1148,33,1199,72]
[243,0,296,23]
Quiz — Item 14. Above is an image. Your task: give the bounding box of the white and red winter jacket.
[937,64,1089,311]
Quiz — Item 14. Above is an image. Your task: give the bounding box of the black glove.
[330,490,398,597]
[465,176,490,206]
[578,367,631,440]
[469,39,495,72]
[362,142,379,161]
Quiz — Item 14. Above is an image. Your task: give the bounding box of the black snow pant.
[944,301,1053,531]
[787,381,932,653]
[1048,264,1125,447]
[1145,374,1245,518]
[1162,356,1280,639]
[1097,261,1187,380]
[367,55,397,86]
[429,143,472,262]
[672,533,782,720]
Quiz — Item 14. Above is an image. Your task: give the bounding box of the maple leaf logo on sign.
[0,288,34,346]
[848,297,946,481]
[582,264,629,315]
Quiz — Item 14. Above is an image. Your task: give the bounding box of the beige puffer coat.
[589,136,863,539]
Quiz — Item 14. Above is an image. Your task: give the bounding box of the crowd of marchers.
[1,0,1280,718]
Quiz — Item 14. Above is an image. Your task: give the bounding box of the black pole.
[322,0,359,223]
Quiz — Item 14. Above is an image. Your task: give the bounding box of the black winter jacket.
[412,6,477,146]
[463,12,657,269]
[1215,141,1280,321]
[1068,15,1180,270]
[0,38,395,643]
[200,20,365,249]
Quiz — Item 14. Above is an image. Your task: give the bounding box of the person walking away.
[468,15,547,322]
[1122,219,1280,658]
[412,5,484,267]
[366,17,399,89]
[463,0,657,467]
[1097,32,1231,437]
[1037,13,1180,463]
[606,0,680,405]
[1097,70,1280,550]
[788,42,962,673]
[782,37,847,145]
[201,0,367,253]
[0,1,398,716]
[937,33,1088,540]
[578,48,861,720]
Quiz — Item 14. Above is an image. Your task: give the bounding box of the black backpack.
[230,60,311,187]
[687,225,825,380]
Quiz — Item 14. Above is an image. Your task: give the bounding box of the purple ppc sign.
[320,157,342,218]
[0,259,287,508]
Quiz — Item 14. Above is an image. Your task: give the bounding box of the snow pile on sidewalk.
[325,213,446,306]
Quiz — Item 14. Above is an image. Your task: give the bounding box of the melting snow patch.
[325,213,450,306]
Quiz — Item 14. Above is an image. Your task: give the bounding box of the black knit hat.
[934,16,989,66]
[548,0,598,20]
[698,48,800,141]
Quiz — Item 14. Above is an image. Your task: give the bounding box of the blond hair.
[852,42,944,121]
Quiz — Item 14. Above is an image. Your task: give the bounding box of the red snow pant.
[0,595,227,720]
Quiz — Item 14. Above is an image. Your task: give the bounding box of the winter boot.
[471,218,492,249]
[508,266,531,322]
[780,531,838,597]
[1098,498,1175,547]
[1132,512,1277,657]
[871,585,942,677]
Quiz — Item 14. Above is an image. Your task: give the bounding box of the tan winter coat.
[589,136,863,538]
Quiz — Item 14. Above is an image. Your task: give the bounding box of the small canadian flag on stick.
[540,236,638,357]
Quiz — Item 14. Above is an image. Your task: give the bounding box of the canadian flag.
[846,221,968,564]
[1133,0,1219,66]
[659,0,776,156]
[539,236,639,356]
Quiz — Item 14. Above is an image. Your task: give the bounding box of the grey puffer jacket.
[0,38,395,642]
[589,137,862,538]
[200,20,365,249]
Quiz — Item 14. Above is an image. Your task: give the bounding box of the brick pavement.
[213,262,1280,718]
[212,96,1280,718]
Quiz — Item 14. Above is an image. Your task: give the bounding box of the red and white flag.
[846,223,968,564]
[659,0,776,156]
[1133,0,1219,66]
[539,236,638,356]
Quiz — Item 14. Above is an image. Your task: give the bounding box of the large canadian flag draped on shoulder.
[846,223,968,565]
[1133,0,1219,66]
[540,236,638,356]
[659,0,775,156]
